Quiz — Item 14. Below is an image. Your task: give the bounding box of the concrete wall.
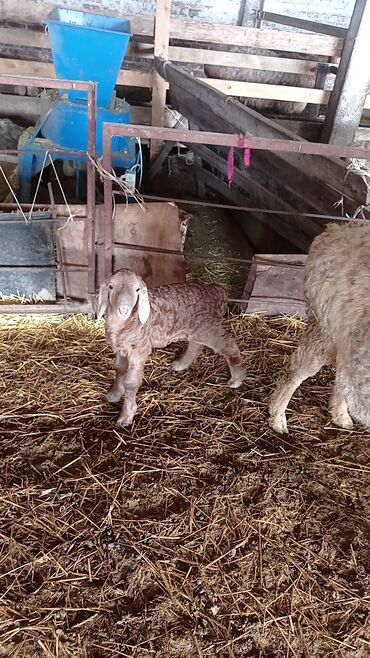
[55,0,355,28]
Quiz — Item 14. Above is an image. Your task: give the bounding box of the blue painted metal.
[18,7,137,203]
[47,8,131,108]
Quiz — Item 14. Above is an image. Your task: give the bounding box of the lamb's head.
[96,269,150,324]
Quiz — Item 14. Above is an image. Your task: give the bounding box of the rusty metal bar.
[0,302,92,314]
[104,123,370,159]
[102,124,114,280]
[0,198,361,224]
[86,81,97,309]
[141,194,362,223]
[0,75,95,90]
[0,217,87,225]
[0,148,85,157]
[102,122,370,276]
[0,267,88,272]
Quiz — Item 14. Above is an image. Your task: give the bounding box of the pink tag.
[227,146,235,187]
[238,135,251,168]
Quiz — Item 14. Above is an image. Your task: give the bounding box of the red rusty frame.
[102,122,370,279]
[0,74,96,315]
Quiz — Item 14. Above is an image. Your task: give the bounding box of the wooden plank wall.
[1,0,366,113]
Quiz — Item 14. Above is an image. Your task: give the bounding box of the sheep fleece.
[106,282,229,355]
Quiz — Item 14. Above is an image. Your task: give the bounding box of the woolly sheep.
[97,269,246,427]
[269,222,370,434]
[204,48,316,115]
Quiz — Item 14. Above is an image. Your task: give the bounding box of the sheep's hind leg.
[172,341,203,372]
[107,354,128,403]
[201,331,246,389]
[329,378,353,429]
[268,325,329,434]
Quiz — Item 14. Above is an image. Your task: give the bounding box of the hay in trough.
[0,314,369,658]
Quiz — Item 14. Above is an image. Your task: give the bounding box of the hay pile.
[0,314,369,658]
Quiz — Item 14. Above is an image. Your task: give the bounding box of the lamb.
[96,268,246,427]
[268,221,370,434]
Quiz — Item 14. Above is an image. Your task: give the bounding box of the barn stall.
[0,1,369,657]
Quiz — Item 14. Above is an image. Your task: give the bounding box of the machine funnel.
[47,8,131,107]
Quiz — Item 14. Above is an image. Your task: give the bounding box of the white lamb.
[97,269,246,427]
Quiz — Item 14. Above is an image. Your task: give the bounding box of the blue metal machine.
[18,8,137,202]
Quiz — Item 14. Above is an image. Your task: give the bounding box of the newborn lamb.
[97,269,246,427]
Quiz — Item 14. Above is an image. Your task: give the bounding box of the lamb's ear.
[137,281,150,324]
[96,282,109,320]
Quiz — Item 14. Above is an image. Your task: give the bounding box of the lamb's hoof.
[269,413,289,435]
[332,413,354,430]
[171,359,188,373]
[107,389,123,403]
[228,368,246,389]
[116,414,133,428]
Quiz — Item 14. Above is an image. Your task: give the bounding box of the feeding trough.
[18,8,137,201]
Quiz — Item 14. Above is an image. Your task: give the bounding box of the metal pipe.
[0,302,92,314]
[86,82,97,308]
[102,124,114,280]
[141,194,362,223]
[104,122,370,159]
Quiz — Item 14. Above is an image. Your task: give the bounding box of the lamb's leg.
[172,340,203,372]
[201,330,246,388]
[268,325,329,434]
[329,378,353,429]
[107,353,128,403]
[117,354,148,428]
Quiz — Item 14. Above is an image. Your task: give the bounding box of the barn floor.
[0,314,369,658]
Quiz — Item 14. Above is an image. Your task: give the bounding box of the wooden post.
[321,0,370,145]
[150,0,172,160]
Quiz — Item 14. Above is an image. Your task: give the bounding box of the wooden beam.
[0,58,153,88]
[167,46,319,75]
[260,11,348,39]
[194,166,311,251]
[0,1,344,56]
[0,26,330,77]
[190,144,320,248]
[203,78,370,108]
[151,0,172,159]
[274,118,323,141]
[156,60,369,204]
[321,0,370,145]
[0,56,368,107]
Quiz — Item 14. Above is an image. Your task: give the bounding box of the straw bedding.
[0,314,369,658]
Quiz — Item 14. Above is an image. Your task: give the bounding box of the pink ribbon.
[227,135,251,187]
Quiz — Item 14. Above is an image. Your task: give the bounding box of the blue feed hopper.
[18,8,137,201]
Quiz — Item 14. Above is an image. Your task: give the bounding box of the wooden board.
[0,27,321,76]
[2,56,368,107]
[56,202,186,300]
[56,216,88,301]
[157,61,369,204]
[244,254,306,318]
[168,47,319,75]
[0,1,343,56]
[0,58,153,88]
[203,79,370,109]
